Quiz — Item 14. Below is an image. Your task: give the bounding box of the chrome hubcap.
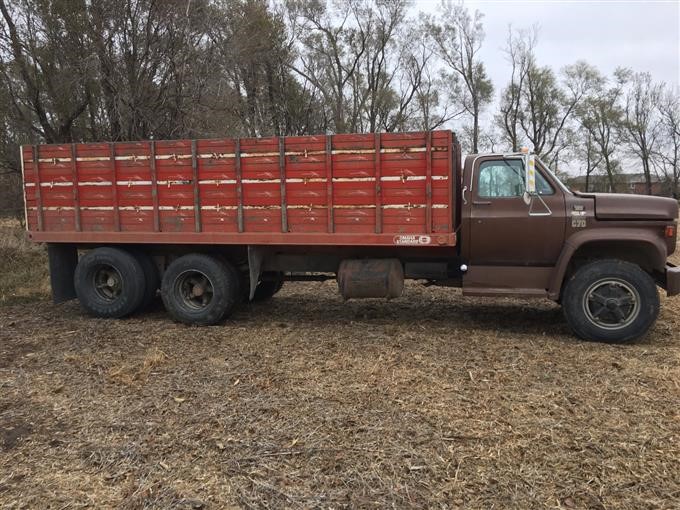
[583,278,640,330]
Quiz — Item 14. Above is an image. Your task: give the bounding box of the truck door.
[463,156,566,266]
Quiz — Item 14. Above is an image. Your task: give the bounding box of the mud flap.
[247,246,265,301]
[47,244,78,304]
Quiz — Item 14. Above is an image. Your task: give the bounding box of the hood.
[575,192,679,220]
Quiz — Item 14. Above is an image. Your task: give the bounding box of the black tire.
[131,250,160,310]
[161,254,240,326]
[74,247,146,318]
[562,259,659,343]
[252,278,284,302]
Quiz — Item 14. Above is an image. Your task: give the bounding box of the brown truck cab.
[460,151,679,342]
[22,132,679,343]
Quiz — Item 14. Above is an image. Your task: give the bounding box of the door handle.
[472,200,491,205]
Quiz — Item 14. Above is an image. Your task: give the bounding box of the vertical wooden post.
[374,132,382,234]
[425,131,433,234]
[191,139,202,233]
[32,145,44,231]
[279,136,288,232]
[447,130,454,232]
[70,144,81,232]
[325,135,334,233]
[150,140,160,232]
[109,143,121,232]
[235,138,244,233]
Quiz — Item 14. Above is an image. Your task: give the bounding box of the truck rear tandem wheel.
[561,259,660,343]
[161,254,241,326]
[73,247,147,318]
[130,250,160,310]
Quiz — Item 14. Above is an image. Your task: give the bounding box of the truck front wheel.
[161,254,240,326]
[562,259,659,343]
[74,247,146,318]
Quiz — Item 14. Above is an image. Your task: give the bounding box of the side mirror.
[522,152,536,206]
[524,153,536,194]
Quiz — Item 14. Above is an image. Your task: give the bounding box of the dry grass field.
[1,217,679,509]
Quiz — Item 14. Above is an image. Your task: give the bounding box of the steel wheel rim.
[92,265,123,301]
[582,278,640,330]
[175,270,214,310]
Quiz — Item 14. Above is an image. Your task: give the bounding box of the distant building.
[567,173,670,196]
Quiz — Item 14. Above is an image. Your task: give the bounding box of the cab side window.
[477,159,554,198]
[478,160,524,197]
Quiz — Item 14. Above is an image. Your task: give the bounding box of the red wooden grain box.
[22,130,459,248]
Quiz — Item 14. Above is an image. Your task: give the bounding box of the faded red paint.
[23,131,458,247]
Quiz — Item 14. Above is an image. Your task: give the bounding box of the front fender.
[547,228,667,300]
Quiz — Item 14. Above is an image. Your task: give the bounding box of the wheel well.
[564,240,663,284]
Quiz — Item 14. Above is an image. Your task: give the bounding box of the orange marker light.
[666,225,676,238]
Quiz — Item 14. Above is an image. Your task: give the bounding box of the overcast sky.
[416,0,680,90]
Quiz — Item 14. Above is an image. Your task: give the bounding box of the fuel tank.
[337,259,404,300]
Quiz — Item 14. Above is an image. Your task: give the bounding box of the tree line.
[1,0,679,212]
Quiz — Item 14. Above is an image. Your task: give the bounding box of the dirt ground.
[0,226,679,509]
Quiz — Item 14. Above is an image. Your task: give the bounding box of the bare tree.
[655,88,680,198]
[0,0,92,143]
[285,0,370,133]
[620,71,664,195]
[427,0,493,153]
[513,57,597,166]
[286,0,429,134]
[497,25,536,151]
[576,69,626,193]
[409,66,463,131]
[89,0,221,140]
[496,23,599,165]
[210,0,317,137]
[572,129,603,192]
[355,0,406,132]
